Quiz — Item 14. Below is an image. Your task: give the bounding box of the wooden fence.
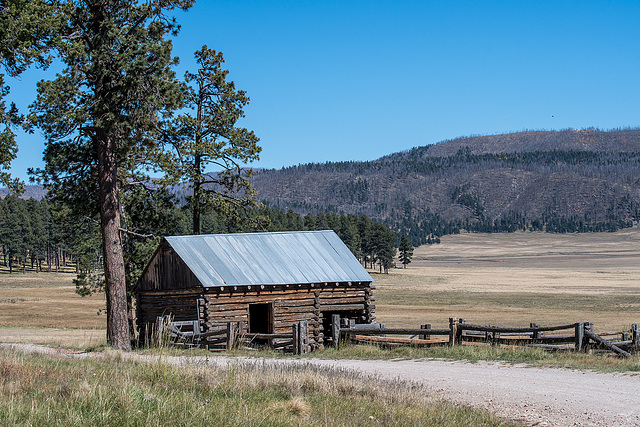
[335,316,640,358]
[155,316,310,354]
[155,315,639,357]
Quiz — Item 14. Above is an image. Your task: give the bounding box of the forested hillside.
[251,128,640,245]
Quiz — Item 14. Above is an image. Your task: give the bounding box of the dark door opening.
[249,303,273,334]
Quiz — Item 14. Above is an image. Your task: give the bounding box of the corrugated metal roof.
[165,230,373,287]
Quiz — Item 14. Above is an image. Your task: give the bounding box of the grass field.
[1,230,639,346]
[0,348,516,426]
[0,272,106,347]
[374,229,640,332]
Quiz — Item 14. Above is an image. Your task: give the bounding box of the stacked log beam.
[136,289,202,324]
[364,285,376,323]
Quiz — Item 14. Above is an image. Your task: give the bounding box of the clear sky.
[6,0,640,182]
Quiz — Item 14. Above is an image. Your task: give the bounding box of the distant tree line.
[0,195,399,276]
[389,203,634,248]
[269,148,640,181]
[0,195,101,274]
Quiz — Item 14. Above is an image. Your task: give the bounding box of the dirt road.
[306,358,640,426]
[4,343,640,426]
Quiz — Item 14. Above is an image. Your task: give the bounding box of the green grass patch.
[0,348,518,426]
[306,343,640,373]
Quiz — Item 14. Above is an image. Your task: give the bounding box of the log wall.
[136,288,204,340]
[204,283,374,350]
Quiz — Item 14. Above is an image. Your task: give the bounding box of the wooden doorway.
[249,303,274,334]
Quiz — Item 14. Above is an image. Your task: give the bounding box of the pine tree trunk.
[193,177,201,235]
[98,134,131,350]
[192,91,204,236]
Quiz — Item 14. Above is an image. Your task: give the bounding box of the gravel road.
[306,358,640,426]
[3,343,640,426]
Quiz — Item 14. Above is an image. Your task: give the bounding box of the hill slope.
[251,129,640,243]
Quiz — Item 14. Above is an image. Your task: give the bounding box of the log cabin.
[135,230,375,350]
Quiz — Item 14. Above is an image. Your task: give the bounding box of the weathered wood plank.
[207,303,248,312]
[318,297,365,305]
[275,320,317,331]
[584,330,632,358]
[319,303,365,311]
[341,327,451,335]
[206,290,316,300]
[274,299,316,307]
[205,317,247,326]
[206,309,248,318]
[461,323,578,334]
[275,312,317,321]
[274,305,316,314]
[318,291,365,298]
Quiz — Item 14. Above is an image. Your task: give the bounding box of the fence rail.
[336,316,640,358]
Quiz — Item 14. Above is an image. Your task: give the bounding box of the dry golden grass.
[0,271,77,288]
[2,230,640,347]
[374,229,640,331]
[0,272,106,347]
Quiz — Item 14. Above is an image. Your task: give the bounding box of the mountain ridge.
[250,128,640,242]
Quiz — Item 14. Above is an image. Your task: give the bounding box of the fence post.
[226,322,238,351]
[300,320,309,354]
[379,323,386,338]
[583,322,593,352]
[530,323,539,342]
[458,319,466,345]
[332,314,341,348]
[449,317,458,347]
[632,324,639,349]
[155,316,164,345]
[492,326,500,347]
[420,324,431,341]
[575,323,584,352]
[292,322,300,355]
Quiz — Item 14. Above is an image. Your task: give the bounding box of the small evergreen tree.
[398,234,413,268]
[369,222,397,273]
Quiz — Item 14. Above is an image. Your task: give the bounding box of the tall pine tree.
[163,46,261,235]
[29,0,193,349]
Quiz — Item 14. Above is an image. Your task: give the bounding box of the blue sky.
[6,0,640,182]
